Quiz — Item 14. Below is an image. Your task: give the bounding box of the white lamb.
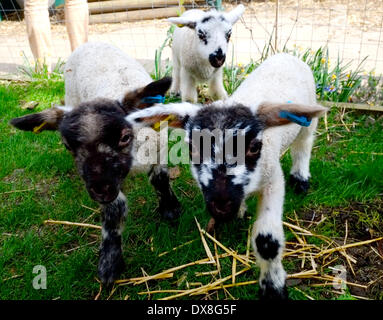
[168,4,245,102]
[126,53,327,299]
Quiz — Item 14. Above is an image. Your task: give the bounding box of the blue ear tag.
[141,95,165,104]
[279,111,312,127]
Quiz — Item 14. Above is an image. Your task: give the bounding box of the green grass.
[223,47,256,95]
[223,46,368,103]
[1,68,383,300]
[153,25,175,81]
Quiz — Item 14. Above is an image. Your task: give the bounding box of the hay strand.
[158,239,198,257]
[117,253,231,285]
[232,257,237,284]
[194,217,215,263]
[199,226,250,267]
[43,219,102,230]
[315,237,383,257]
[0,187,35,195]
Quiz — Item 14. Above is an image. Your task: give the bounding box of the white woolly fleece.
[64,42,153,106]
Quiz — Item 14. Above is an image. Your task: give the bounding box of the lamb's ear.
[121,77,172,112]
[9,106,73,133]
[224,4,245,25]
[140,77,172,99]
[125,102,201,129]
[257,102,327,128]
[167,17,196,29]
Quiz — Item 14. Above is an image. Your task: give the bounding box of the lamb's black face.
[9,77,174,204]
[187,105,264,222]
[59,99,134,204]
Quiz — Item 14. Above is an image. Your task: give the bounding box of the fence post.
[274,0,279,52]
[215,0,222,11]
[206,0,222,11]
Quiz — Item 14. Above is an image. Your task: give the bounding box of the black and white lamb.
[126,53,327,300]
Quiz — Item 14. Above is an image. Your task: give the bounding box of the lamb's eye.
[119,133,132,149]
[225,30,232,42]
[120,135,130,143]
[198,30,208,44]
[248,140,262,156]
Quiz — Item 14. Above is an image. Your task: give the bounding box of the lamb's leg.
[208,68,228,101]
[251,165,288,300]
[149,165,181,220]
[98,191,127,286]
[289,117,318,194]
[170,56,181,96]
[180,68,198,103]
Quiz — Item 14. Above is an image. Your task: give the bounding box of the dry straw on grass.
[101,215,381,300]
[44,219,102,230]
[47,214,380,300]
[0,187,35,195]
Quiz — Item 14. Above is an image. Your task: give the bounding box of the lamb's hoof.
[160,205,181,221]
[289,174,310,194]
[98,248,125,287]
[259,282,288,300]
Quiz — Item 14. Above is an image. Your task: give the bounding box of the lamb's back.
[64,42,152,106]
[231,53,316,112]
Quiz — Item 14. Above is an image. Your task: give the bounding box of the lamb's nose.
[210,200,233,219]
[209,49,226,68]
[91,185,110,195]
[216,48,224,58]
[216,54,226,64]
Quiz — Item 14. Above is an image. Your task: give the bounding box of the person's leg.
[65,0,89,52]
[24,0,52,71]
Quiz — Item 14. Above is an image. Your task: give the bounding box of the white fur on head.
[224,4,245,24]
[168,6,245,70]
[125,102,201,127]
